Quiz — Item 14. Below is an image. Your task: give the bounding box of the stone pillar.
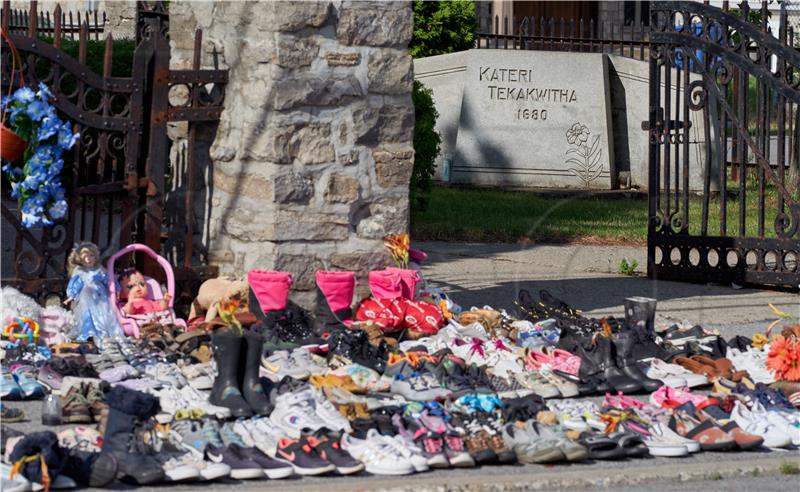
[169,1,414,307]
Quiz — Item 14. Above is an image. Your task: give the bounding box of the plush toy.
[40,305,74,345]
[0,287,43,327]
[189,277,249,322]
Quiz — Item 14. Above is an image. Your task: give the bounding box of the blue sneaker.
[12,365,46,398]
[0,368,23,399]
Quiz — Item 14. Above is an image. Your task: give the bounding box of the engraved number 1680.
[517,109,548,121]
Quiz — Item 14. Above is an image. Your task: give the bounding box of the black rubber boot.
[623,296,657,332]
[209,329,253,418]
[240,330,273,415]
[102,387,165,485]
[63,450,118,487]
[613,332,663,392]
[596,336,642,394]
[249,288,268,322]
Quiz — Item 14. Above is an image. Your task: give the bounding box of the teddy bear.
[189,277,249,323]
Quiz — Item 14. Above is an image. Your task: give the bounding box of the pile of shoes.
[2,273,799,489]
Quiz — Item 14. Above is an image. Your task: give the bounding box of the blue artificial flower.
[37,115,61,142]
[48,199,67,219]
[36,83,54,101]
[13,87,36,104]
[9,181,22,199]
[25,100,48,122]
[57,122,79,149]
[46,159,64,178]
[21,173,43,191]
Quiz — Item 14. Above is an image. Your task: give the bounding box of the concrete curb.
[271,456,795,491]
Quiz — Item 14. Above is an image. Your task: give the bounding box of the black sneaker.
[465,364,495,394]
[229,443,294,479]
[274,437,336,476]
[267,302,326,349]
[307,432,364,475]
[327,329,388,373]
[206,445,263,480]
[350,417,378,439]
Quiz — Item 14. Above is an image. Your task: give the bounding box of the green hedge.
[411,80,441,211]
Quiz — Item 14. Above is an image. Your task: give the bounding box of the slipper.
[675,356,718,378]
[609,431,650,457]
[577,433,627,460]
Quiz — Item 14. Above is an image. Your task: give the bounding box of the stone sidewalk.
[417,241,799,334]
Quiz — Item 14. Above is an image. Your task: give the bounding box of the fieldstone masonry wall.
[169,1,414,306]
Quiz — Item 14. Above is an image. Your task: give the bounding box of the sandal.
[608,431,649,457]
[576,432,627,460]
[674,356,718,378]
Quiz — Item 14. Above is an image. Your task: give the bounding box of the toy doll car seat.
[107,243,187,338]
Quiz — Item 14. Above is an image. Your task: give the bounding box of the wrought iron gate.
[1,1,227,306]
[646,1,800,289]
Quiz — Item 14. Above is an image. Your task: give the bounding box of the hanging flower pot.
[1,123,28,162]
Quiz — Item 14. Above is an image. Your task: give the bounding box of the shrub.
[411,80,441,211]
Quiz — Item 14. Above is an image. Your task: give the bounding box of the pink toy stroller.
[107,243,187,338]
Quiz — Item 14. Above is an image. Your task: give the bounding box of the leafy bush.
[410,0,477,58]
[411,80,441,211]
[38,36,136,77]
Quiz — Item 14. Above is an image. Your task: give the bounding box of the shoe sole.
[469,450,497,464]
[264,467,295,479]
[365,465,414,475]
[646,445,689,457]
[88,454,119,487]
[699,441,737,451]
[199,467,231,481]
[165,469,201,481]
[562,447,590,462]
[290,464,336,476]
[62,413,93,423]
[447,453,475,468]
[519,448,564,464]
[335,464,366,475]
[229,468,266,480]
[427,454,450,468]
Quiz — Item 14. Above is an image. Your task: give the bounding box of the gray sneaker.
[538,424,589,461]
[502,421,564,463]
[261,351,311,381]
[289,349,328,376]
[390,373,452,401]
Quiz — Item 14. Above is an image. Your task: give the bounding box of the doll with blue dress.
[64,242,123,342]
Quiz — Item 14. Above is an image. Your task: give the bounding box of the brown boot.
[60,385,92,423]
[84,383,109,423]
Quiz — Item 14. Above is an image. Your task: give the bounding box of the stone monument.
[452,49,615,189]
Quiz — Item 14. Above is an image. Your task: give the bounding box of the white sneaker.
[341,431,415,475]
[246,417,287,457]
[648,359,707,388]
[177,446,231,481]
[145,363,188,389]
[643,360,686,388]
[270,390,327,438]
[159,454,202,482]
[380,434,429,472]
[644,422,692,456]
[726,348,774,385]
[261,351,311,381]
[312,389,353,433]
[731,401,793,448]
[178,385,232,420]
[181,363,214,390]
[290,349,328,376]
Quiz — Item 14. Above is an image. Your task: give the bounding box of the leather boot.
[209,330,252,418]
[613,332,662,392]
[63,450,118,487]
[101,387,165,485]
[240,330,272,415]
[596,336,642,394]
[574,338,611,394]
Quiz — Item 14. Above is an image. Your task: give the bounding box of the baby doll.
[118,269,171,317]
[65,242,123,341]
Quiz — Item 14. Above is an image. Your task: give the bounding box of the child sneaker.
[274,437,336,476]
[306,432,364,475]
[341,431,415,475]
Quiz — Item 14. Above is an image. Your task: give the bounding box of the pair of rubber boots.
[248,269,356,337]
[209,329,271,418]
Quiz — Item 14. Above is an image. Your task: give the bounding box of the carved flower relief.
[565,123,590,145]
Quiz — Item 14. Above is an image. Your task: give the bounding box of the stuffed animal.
[189,278,249,322]
[0,286,43,326]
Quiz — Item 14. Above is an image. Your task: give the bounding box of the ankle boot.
[63,450,118,487]
[612,332,662,392]
[596,336,642,394]
[573,338,611,394]
[101,387,165,485]
[209,330,253,418]
[248,270,292,322]
[623,297,657,332]
[314,271,356,335]
[240,330,272,415]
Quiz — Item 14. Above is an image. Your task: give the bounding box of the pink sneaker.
[603,391,647,409]
[649,386,706,409]
[545,347,581,376]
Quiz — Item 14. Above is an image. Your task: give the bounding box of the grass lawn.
[411,186,648,244]
[410,183,793,244]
